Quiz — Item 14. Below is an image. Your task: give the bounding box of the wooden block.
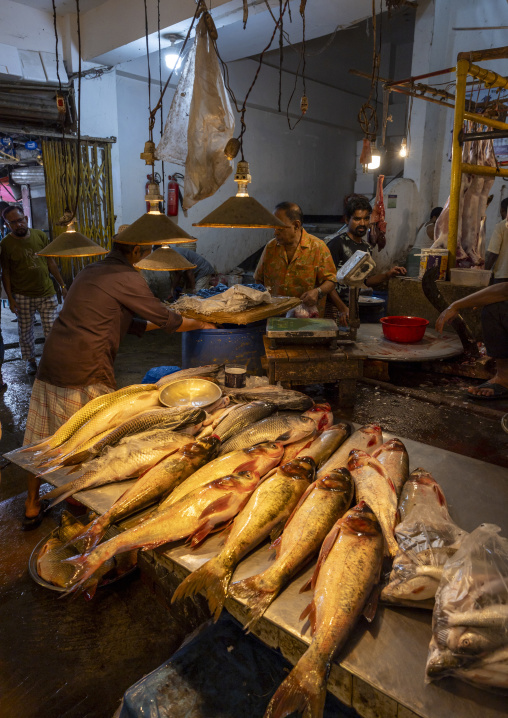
[328,664,353,708]
[352,676,398,718]
[336,379,358,407]
[397,706,423,718]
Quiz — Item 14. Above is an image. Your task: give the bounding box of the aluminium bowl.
[380,315,429,343]
[158,377,222,409]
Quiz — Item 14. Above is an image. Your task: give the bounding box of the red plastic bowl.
[380,315,429,343]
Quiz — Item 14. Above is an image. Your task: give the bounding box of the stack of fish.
[427,523,508,689]
[381,468,467,608]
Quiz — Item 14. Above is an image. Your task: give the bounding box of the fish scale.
[219,413,316,455]
[213,401,276,443]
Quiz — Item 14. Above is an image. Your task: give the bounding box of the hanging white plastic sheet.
[156,16,234,210]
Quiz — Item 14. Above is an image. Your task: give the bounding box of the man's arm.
[485,251,499,271]
[436,282,508,333]
[46,257,68,298]
[1,266,17,313]
[301,280,335,306]
[365,266,407,286]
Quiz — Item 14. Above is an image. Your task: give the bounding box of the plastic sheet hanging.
[156,16,235,211]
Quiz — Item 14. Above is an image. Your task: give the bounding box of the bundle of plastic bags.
[172,285,271,315]
[426,523,508,690]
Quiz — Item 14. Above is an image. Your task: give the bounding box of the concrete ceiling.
[13,0,106,12]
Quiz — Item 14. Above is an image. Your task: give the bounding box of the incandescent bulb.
[165,53,182,70]
[399,138,407,158]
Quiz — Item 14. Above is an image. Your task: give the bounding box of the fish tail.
[67,517,108,552]
[230,576,278,627]
[171,557,231,621]
[264,654,327,718]
[61,554,100,596]
[61,449,90,466]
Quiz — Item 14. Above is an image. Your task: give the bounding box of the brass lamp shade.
[135,246,197,271]
[192,195,286,228]
[37,231,109,258]
[118,212,197,245]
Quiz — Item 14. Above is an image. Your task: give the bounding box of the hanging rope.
[157,0,165,205]
[357,0,381,141]
[286,0,308,131]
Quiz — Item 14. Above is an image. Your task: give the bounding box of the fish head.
[214,471,260,492]
[302,403,333,431]
[342,501,382,537]
[361,424,383,448]
[318,468,354,497]
[347,448,370,471]
[246,441,285,460]
[282,456,316,482]
[410,468,447,507]
[195,435,221,458]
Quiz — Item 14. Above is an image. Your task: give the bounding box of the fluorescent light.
[165,53,182,70]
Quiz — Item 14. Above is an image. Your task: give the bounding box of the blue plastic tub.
[182,321,266,375]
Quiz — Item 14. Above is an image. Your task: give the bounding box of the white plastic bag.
[426,523,508,690]
[286,303,319,318]
[156,16,234,210]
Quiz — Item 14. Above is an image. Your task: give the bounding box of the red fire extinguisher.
[167,173,184,217]
[167,175,179,216]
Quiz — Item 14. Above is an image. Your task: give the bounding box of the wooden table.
[263,336,363,405]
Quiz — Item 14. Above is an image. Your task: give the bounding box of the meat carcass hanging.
[156,17,235,211]
[369,174,387,250]
[431,129,496,267]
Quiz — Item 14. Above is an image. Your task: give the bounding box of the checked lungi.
[14,293,58,360]
[24,378,112,445]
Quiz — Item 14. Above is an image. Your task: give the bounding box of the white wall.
[0,1,58,53]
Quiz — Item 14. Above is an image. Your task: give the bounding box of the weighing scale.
[336,250,377,342]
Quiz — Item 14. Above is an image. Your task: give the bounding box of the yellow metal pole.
[461,163,508,177]
[448,58,469,270]
[467,63,508,90]
[463,111,508,132]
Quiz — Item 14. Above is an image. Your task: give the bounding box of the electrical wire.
[157,0,165,207]
[143,0,152,141]
[71,0,82,225]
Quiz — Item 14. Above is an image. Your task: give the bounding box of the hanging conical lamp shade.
[37,229,109,258]
[118,211,197,246]
[193,160,286,229]
[135,246,197,271]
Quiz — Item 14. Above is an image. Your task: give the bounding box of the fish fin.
[300,602,317,635]
[234,459,259,474]
[363,584,381,623]
[83,580,99,601]
[308,519,343,591]
[269,521,285,545]
[190,517,236,547]
[258,468,277,484]
[62,449,90,466]
[269,535,282,556]
[299,576,313,593]
[283,480,318,532]
[275,430,292,443]
[171,557,231,621]
[198,493,234,520]
[65,517,107,553]
[264,655,327,718]
[229,576,278,629]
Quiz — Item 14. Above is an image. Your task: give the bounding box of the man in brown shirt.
[22,241,213,528]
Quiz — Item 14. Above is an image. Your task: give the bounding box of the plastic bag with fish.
[381,468,467,608]
[426,523,508,690]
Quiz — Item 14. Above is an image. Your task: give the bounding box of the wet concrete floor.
[0,304,507,717]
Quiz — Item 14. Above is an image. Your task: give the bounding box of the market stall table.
[5,434,508,718]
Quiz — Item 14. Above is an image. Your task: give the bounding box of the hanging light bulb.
[119,141,196,246]
[165,53,182,71]
[367,141,381,171]
[399,137,408,158]
[37,219,108,258]
[135,244,197,271]
[193,160,286,229]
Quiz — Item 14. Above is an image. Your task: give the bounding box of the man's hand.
[436,305,459,333]
[198,320,216,329]
[8,298,18,314]
[300,288,319,306]
[337,306,349,327]
[386,266,407,279]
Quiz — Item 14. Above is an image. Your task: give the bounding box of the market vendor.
[254,201,337,317]
[170,247,216,297]
[436,281,508,400]
[327,195,407,295]
[22,240,214,530]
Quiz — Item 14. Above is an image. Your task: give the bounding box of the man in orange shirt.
[254,201,337,317]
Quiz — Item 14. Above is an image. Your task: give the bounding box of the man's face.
[347,209,371,240]
[5,210,29,237]
[274,209,299,246]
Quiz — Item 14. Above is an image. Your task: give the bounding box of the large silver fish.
[348,449,399,557]
[230,468,354,626]
[372,438,409,497]
[44,429,191,508]
[317,424,383,477]
[219,413,316,455]
[65,472,261,595]
[224,385,313,411]
[172,456,316,620]
[70,436,220,551]
[213,401,276,442]
[264,502,383,718]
